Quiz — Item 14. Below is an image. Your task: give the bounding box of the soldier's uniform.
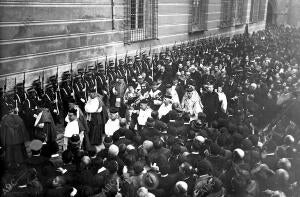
[23,88,39,139]
[125,60,137,82]
[107,60,117,83]
[0,88,9,119]
[85,72,97,94]
[14,83,27,116]
[32,79,44,105]
[116,59,127,79]
[73,71,86,112]
[134,56,143,76]
[95,64,108,94]
[43,84,60,124]
[60,71,74,116]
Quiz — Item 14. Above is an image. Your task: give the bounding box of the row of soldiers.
[0,35,245,131]
[0,50,164,127]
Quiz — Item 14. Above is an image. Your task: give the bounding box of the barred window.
[189,0,208,33]
[236,0,246,25]
[258,0,267,21]
[220,0,245,28]
[125,0,158,44]
[250,0,260,23]
[220,0,234,28]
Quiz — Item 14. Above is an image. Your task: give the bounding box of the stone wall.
[0,0,267,91]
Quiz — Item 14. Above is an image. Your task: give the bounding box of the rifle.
[14,77,19,115]
[95,59,99,94]
[70,63,76,100]
[3,77,7,98]
[42,70,45,95]
[149,44,152,56]
[84,65,88,101]
[105,55,108,77]
[115,52,118,71]
[96,59,99,72]
[151,55,154,82]
[125,50,128,64]
[55,66,60,115]
[23,72,27,99]
[139,46,142,57]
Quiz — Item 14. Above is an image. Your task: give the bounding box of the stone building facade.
[0,0,268,90]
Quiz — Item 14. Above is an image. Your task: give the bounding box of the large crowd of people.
[1,24,300,197]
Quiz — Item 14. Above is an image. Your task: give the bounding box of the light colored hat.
[143,140,154,151]
[195,135,206,144]
[234,148,245,159]
[108,144,119,156]
[175,181,188,193]
[126,144,135,151]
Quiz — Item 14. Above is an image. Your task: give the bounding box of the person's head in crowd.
[68,108,77,122]
[41,141,59,158]
[182,112,190,123]
[174,181,188,196]
[283,135,294,146]
[186,86,193,99]
[109,107,119,120]
[103,136,113,149]
[142,171,160,190]
[217,84,224,93]
[151,81,159,91]
[68,98,76,110]
[206,83,214,93]
[233,148,245,163]
[119,118,127,128]
[108,144,119,158]
[128,82,136,93]
[30,139,43,156]
[275,168,290,187]
[277,158,292,171]
[52,176,67,188]
[153,138,163,150]
[179,162,193,176]
[106,160,119,174]
[172,77,179,86]
[142,140,154,152]
[145,117,155,128]
[62,149,73,164]
[151,110,159,120]
[133,161,145,175]
[275,146,286,159]
[141,72,147,80]
[137,75,144,84]
[118,143,127,156]
[160,65,166,73]
[137,187,155,197]
[68,134,81,151]
[140,99,148,110]
[197,159,213,175]
[163,94,172,105]
[189,65,196,73]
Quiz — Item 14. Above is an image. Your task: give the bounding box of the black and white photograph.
[0,0,300,196]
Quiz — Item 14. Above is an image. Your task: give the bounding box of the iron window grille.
[124,0,158,44]
[220,0,234,28]
[250,0,260,23]
[189,0,209,33]
[235,0,246,25]
[220,0,246,28]
[258,0,267,21]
